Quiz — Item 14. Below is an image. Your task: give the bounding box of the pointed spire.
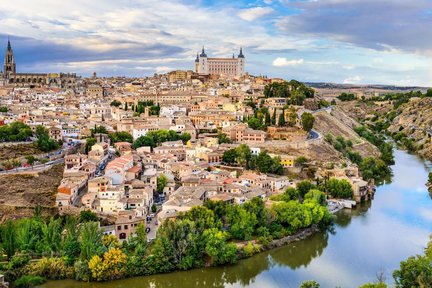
[7,36,11,50]
[195,52,199,62]
[232,53,235,59]
[238,47,244,58]
[199,46,207,57]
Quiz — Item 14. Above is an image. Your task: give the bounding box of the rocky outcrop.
[388,98,432,161]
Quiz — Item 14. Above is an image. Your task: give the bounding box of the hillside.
[0,164,63,221]
[388,98,432,160]
[313,109,380,158]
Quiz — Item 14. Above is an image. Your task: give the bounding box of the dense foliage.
[263,80,315,105]
[301,112,315,132]
[108,131,133,144]
[222,144,283,175]
[110,100,121,107]
[133,101,160,116]
[133,129,191,149]
[337,93,356,101]
[0,194,331,283]
[0,122,32,142]
[35,125,60,152]
[325,133,392,182]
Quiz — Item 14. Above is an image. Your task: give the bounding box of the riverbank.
[262,225,319,251]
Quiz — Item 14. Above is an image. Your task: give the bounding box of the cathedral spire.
[7,36,11,50]
[195,52,199,63]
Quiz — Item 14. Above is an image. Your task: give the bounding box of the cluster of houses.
[0,72,375,242]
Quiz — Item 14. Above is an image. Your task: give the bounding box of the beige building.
[195,47,245,77]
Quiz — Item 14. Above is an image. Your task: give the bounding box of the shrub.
[242,242,260,257]
[27,257,71,280]
[10,253,31,269]
[14,275,46,288]
[73,259,91,282]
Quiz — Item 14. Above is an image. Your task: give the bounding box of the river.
[41,148,432,288]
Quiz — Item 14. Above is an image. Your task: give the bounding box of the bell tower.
[4,37,16,79]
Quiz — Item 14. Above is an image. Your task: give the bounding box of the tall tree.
[2,221,17,259]
[278,109,286,127]
[301,112,315,132]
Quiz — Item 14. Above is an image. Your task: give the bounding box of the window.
[124,225,128,230]
[117,226,121,230]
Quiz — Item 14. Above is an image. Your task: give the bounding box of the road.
[146,215,158,241]
[0,158,64,174]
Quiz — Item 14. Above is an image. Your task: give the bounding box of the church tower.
[3,37,16,79]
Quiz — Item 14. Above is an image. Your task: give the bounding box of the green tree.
[393,255,432,287]
[222,148,237,164]
[79,222,103,261]
[278,109,286,126]
[35,125,59,152]
[325,178,353,199]
[79,210,98,223]
[2,221,17,259]
[217,132,232,144]
[157,175,168,195]
[41,217,62,254]
[358,283,387,288]
[236,144,252,168]
[132,135,155,149]
[25,155,37,167]
[108,132,133,144]
[226,205,257,240]
[337,92,356,101]
[203,228,237,266]
[301,112,315,132]
[359,157,391,181]
[110,100,121,107]
[247,117,261,130]
[62,216,80,266]
[90,125,108,136]
[296,180,315,198]
[85,138,96,154]
[304,189,327,206]
[271,109,277,125]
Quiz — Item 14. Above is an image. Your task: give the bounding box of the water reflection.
[269,231,329,270]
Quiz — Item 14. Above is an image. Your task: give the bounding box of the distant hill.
[304,82,429,91]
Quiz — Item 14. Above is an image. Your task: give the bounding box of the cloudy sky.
[1,0,432,86]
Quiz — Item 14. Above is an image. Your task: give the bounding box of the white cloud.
[273,57,304,66]
[263,0,272,4]
[238,7,274,21]
[155,66,173,74]
[343,76,362,84]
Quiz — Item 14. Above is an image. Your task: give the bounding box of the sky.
[0,0,432,86]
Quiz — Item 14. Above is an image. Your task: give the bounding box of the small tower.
[3,37,16,79]
[237,47,245,77]
[194,52,199,73]
[197,46,208,74]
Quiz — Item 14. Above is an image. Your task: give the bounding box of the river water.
[42,149,432,288]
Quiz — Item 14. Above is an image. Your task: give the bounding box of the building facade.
[1,38,78,88]
[195,47,245,77]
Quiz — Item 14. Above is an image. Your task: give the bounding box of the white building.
[195,47,245,77]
